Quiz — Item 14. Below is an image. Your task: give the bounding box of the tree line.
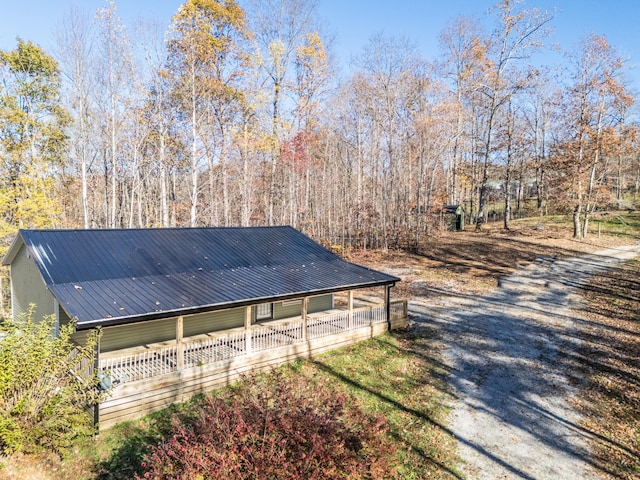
[1,0,638,258]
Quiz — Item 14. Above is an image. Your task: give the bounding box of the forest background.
[1,0,639,315]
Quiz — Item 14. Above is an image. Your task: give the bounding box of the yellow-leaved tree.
[167,0,249,227]
[0,39,69,315]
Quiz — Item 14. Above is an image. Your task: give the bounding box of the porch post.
[348,290,353,330]
[244,306,252,354]
[176,316,184,370]
[93,333,100,431]
[385,285,392,330]
[302,297,308,341]
[53,299,60,337]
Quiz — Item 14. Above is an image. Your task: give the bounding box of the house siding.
[265,293,334,321]
[100,317,177,352]
[10,245,55,322]
[98,307,248,352]
[71,329,92,348]
[309,294,333,313]
[59,306,73,327]
[183,308,244,337]
[273,300,301,319]
[74,296,335,353]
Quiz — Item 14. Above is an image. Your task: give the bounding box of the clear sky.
[0,0,639,91]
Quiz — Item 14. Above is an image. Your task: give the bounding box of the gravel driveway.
[411,244,640,479]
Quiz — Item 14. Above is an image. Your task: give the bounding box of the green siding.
[59,306,73,327]
[264,294,334,321]
[86,295,333,352]
[100,317,177,352]
[99,307,246,352]
[274,300,301,319]
[183,308,244,337]
[10,244,54,322]
[309,294,333,313]
[70,329,92,348]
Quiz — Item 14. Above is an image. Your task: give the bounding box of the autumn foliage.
[137,370,397,479]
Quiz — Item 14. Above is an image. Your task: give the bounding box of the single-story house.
[2,226,406,430]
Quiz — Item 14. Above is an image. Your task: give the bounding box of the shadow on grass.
[312,356,544,480]
[573,260,640,477]
[311,330,557,480]
[94,424,157,480]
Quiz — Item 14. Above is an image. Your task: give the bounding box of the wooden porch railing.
[390,299,408,321]
[353,305,386,328]
[183,330,246,368]
[307,310,348,339]
[251,321,304,352]
[100,344,178,384]
[99,300,407,386]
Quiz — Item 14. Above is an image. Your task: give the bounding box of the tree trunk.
[241,123,251,227]
[81,153,89,229]
[573,204,583,239]
[476,107,496,231]
[160,135,169,227]
[268,78,281,227]
[503,176,511,230]
[190,73,198,227]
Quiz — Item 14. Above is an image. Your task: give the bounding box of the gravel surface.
[411,244,640,480]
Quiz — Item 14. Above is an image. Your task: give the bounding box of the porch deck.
[99,300,407,386]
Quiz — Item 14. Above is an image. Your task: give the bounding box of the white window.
[256,302,273,320]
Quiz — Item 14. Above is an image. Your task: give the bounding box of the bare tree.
[167,0,248,227]
[474,0,553,230]
[94,1,135,228]
[561,34,634,238]
[520,69,557,215]
[55,6,96,229]
[438,16,486,209]
[246,0,319,225]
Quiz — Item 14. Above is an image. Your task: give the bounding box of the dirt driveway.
[411,244,640,479]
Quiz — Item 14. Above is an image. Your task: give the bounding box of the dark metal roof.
[443,205,464,214]
[7,227,398,329]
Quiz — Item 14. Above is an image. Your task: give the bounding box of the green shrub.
[0,307,102,454]
[137,370,398,479]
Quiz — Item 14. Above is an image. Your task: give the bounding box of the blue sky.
[1,0,639,91]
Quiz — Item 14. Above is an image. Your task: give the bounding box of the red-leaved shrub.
[137,370,397,479]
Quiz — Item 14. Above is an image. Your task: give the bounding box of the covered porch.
[96,292,408,429]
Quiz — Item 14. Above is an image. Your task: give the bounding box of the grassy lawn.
[1,212,638,479]
[312,331,460,479]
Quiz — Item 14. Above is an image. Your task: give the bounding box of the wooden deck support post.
[176,316,184,370]
[302,297,308,342]
[385,285,392,330]
[245,306,252,354]
[93,335,100,431]
[348,290,353,330]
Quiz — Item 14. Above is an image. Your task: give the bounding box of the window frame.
[255,302,273,321]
